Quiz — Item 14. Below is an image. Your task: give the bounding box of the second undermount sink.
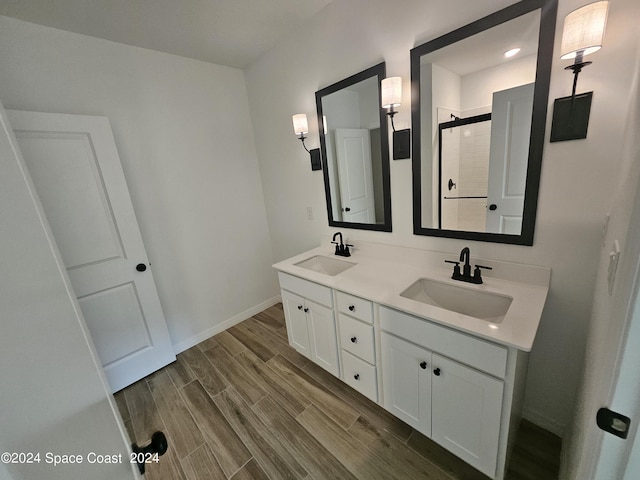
[400,277,513,323]
[295,255,356,276]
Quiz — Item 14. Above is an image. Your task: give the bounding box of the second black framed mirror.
[411,0,557,245]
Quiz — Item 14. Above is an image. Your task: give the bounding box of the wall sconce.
[292,113,322,170]
[550,1,609,142]
[381,77,411,159]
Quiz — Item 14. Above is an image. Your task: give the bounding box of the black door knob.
[131,431,168,474]
[136,263,147,272]
[434,368,441,376]
[420,361,427,369]
[489,204,497,211]
[345,207,351,212]
[350,336,357,343]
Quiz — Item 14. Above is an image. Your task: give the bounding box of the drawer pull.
[354,373,360,380]
[297,305,303,310]
[348,305,355,311]
[304,307,309,313]
[420,361,427,370]
[350,336,357,343]
[433,368,441,376]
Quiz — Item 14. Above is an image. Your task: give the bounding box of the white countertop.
[273,241,550,352]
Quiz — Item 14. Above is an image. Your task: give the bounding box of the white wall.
[460,54,537,111]
[0,16,278,351]
[562,9,640,477]
[245,0,640,434]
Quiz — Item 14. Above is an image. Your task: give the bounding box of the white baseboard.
[172,295,281,354]
[522,406,566,437]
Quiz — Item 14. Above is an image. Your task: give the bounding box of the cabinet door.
[431,354,504,478]
[281,289,311,358]
[306,299,339,376]
[380,333,432,435]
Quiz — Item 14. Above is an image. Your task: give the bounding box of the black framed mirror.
[411,0,557,245]
[316,62,392,232]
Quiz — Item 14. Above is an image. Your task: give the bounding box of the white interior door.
[0,99,137,479]
[8,110,175,393]
[486,83,534,234]
[335,128,375,223]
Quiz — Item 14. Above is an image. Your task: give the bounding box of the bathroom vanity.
[272,239,550,480]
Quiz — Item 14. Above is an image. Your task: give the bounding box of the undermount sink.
[295,255,356,276]
[400,277,513,323]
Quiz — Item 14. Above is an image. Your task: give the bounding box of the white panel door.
[486,83,534,234]
[8,110,175,393]
[380,333,432,435]
[335,128,375,223]
[431,354,504,478]
[1,99,138,480]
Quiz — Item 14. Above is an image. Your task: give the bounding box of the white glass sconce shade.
[292,114,309,135]
[560,1,609,60]
[381,77,402,109]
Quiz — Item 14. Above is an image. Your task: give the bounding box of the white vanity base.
[274,240,550,479]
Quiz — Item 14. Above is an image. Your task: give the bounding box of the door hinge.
[596,407,631,439]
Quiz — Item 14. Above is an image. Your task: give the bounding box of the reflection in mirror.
[316,62,392,232]
[411,0,557,245]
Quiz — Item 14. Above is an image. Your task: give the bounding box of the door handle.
[136,263,147,272]
[131,431,168,474]
[489,204,497,211]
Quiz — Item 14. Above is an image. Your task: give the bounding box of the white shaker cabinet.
[279,273,339,376]
[276,266,531,480]
[381,332,504,477]
[380,332,432,434]
[431,353,504,477]
[380,306,509,478]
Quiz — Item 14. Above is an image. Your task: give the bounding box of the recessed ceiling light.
[504,48,521,58]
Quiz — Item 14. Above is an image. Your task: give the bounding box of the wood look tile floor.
[115,304,561,480]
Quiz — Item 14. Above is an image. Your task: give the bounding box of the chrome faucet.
[445,247,492,284]
[331,232,353,257]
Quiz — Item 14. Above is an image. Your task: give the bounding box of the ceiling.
[0,0,335,69]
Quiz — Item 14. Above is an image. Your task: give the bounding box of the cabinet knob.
[297,305,303,310]
[354,374,360,380]
[304,307,309,313]
[348,305,355,312]
[420,361,427,370]
[433,368,441,376]
[350,336,357,343]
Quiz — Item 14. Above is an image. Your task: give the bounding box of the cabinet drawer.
[341,350,377,402]
[379,306,507,378]
[336,291,373,324]
[278,272,333,307]
[338,314,375,364]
